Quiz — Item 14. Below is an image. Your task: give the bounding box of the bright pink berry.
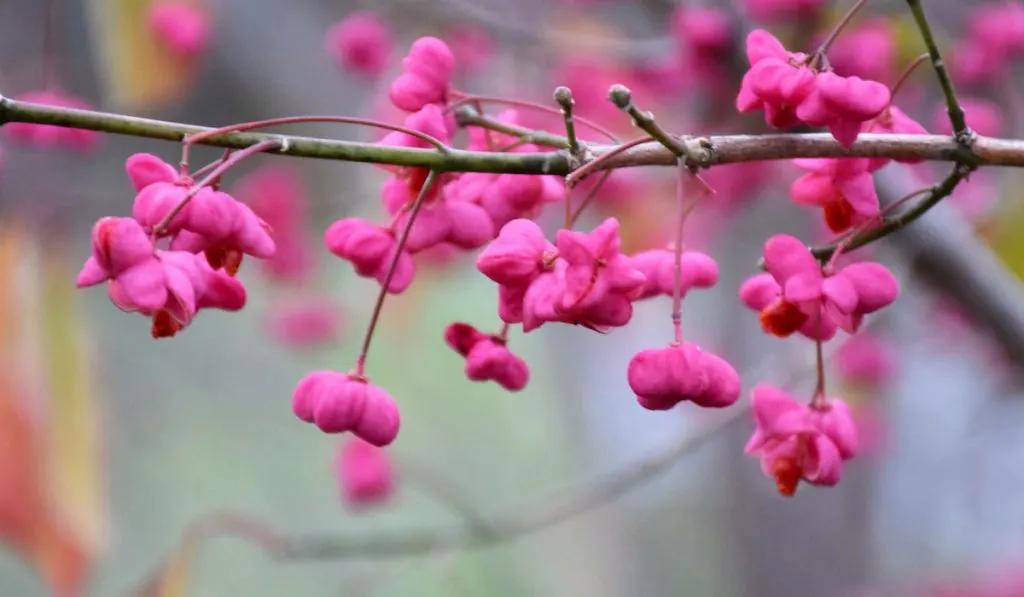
[323,218,415,294]
[796,72,891,147]
[629,247,719,300]
[628,343,741,410]
[388,37,455,112]
[477,219,555,287]
[125,152,178,192]
[555,217,645,311]
[378,104,452,151]
[147,1,211,60]
[790,157,880,233]
[292,370,400,446]
[325,11,394,77]
[335,438,396,508]
[5,90,100,151]
[444,323,529,391]
[744,384,857,496]
[737,32,815,128]
[742,235,899,339]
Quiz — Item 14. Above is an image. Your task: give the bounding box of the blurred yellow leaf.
[137,536,198,597]
[985,191,1024,279]
[0,221,104,597]
[85,0,206,110]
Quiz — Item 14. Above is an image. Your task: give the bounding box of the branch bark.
[5,96,1024,175]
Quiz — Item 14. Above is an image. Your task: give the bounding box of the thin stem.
[355,171,441,376]
[890,53,930,100]
[810,164,974,262]
[447,93,621,142]
[906,0,969,140]
[563,183,573,228]
[472,100,495,151]
[812,327,826,407]
[671,161,688,345]
[454,106,568,149]
[568,170,613,227]
[815,0,869,56]
[189,149,235,182]
[553,86,580,157]
[496,322,510,342]
[565,136,653,188]
[152,139,284,237]
[42,0,59,90]
[180,115,450,172]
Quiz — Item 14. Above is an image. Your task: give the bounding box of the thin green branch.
[0,95,561,175]
[906,0,969,141]
[608,84,695,161]
[453,105,570,149]
[5,95,1024,179]
[553,86,581,158]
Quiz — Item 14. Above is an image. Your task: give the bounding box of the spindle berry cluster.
[72,2,965,501]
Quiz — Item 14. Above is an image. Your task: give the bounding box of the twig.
[271,406,747,560]
[905,0,970,142]
[553,86,581,159]
[608,84,696,162]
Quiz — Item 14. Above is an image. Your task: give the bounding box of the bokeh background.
[2,0,1024,596]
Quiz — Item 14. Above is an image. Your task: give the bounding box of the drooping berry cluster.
[71,0,990,503]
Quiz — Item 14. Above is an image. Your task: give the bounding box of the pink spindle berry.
[629,247,719,300]
[5,91,100,151]
[740,234,899,339]
[737,31,815,129]
[444,323,529,391]
[76,218,189,337]
[476,219,555,287]
[147,1,211,60]
[76,217,247,339]
[324,218,415,293]
[125,153,178,192]
[835,332,897,389]
[555,217,645,311]
[628,343,741,410]
[266,296,342,349]
[744,384,858,496]
[790,157,880,233]
[388,37,455,112]
[795,72,891,147]
[325,11,394,77]
[335,438,396,509]
[292,370,401,446]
